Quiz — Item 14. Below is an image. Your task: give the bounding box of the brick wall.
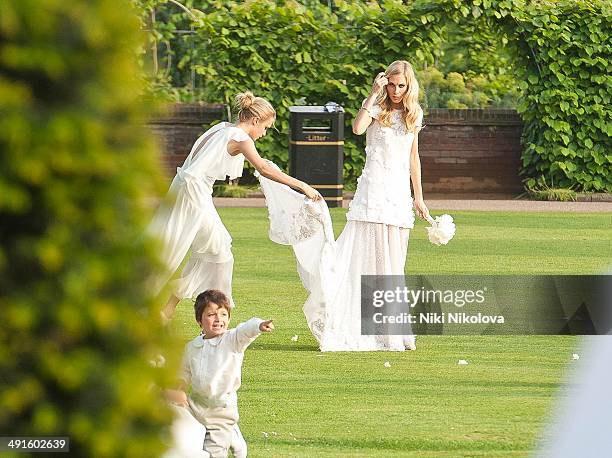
[150,104,524,194]
[420,109,524,193]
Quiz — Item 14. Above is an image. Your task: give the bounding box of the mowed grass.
[168,209,611,457]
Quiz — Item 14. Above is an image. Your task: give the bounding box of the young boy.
[166,289,274,458]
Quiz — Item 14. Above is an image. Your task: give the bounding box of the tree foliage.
[419,67,518,109]
[497,0,611,191]
[0,0,180,456]
[446,0,611,191]
[139,0,448,183]
[138,0,611,190]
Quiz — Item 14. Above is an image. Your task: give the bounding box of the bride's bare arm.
[234,139,321,201]
[352,93,377,135]
[353,72,388,135]
[409,127,429,220]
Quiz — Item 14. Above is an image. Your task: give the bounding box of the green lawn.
[169,209,611,457]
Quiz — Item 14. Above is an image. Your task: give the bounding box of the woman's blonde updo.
[234,91,276,122]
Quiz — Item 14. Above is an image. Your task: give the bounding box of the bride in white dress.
[149,92,321,320]
[258,61,429,351]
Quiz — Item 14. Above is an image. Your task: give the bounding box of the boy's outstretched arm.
[230,317,274,352]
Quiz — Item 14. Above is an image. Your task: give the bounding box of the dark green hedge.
[0,1,180,456]
[445,0,611,191]
[498,0,611,191]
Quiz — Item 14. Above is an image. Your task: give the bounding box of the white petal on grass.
[458,359,469,365]
[291,335,299,342]
[572,353,580,360]
[262,432,269,438]
[384,361,391,368]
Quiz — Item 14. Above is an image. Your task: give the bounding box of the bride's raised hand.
[372,72,388,95]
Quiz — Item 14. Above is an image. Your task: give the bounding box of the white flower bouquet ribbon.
[425,214,456,245]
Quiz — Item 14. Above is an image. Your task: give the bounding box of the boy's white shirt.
[181,317,264,408]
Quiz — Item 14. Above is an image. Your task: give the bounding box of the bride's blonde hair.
[234,91,276,122]
[376,60,422,132]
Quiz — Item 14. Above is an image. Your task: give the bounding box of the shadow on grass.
[467,380,564,390]
[251,343,319,352]
[252,436,526,452]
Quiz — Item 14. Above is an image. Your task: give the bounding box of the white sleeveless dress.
[258,104,422,351]
[148,122,251,305]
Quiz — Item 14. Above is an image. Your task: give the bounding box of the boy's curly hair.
[194,289,231,323]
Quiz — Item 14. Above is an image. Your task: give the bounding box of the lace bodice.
[346,105,423,228]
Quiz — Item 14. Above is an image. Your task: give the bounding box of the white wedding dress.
[259,105,422,351]
[148,123,251,305]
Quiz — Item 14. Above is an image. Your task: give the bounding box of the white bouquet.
[425,214,456,245]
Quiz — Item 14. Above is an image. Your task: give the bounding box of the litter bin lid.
[290,103,344,114]
[289,106,327,113]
